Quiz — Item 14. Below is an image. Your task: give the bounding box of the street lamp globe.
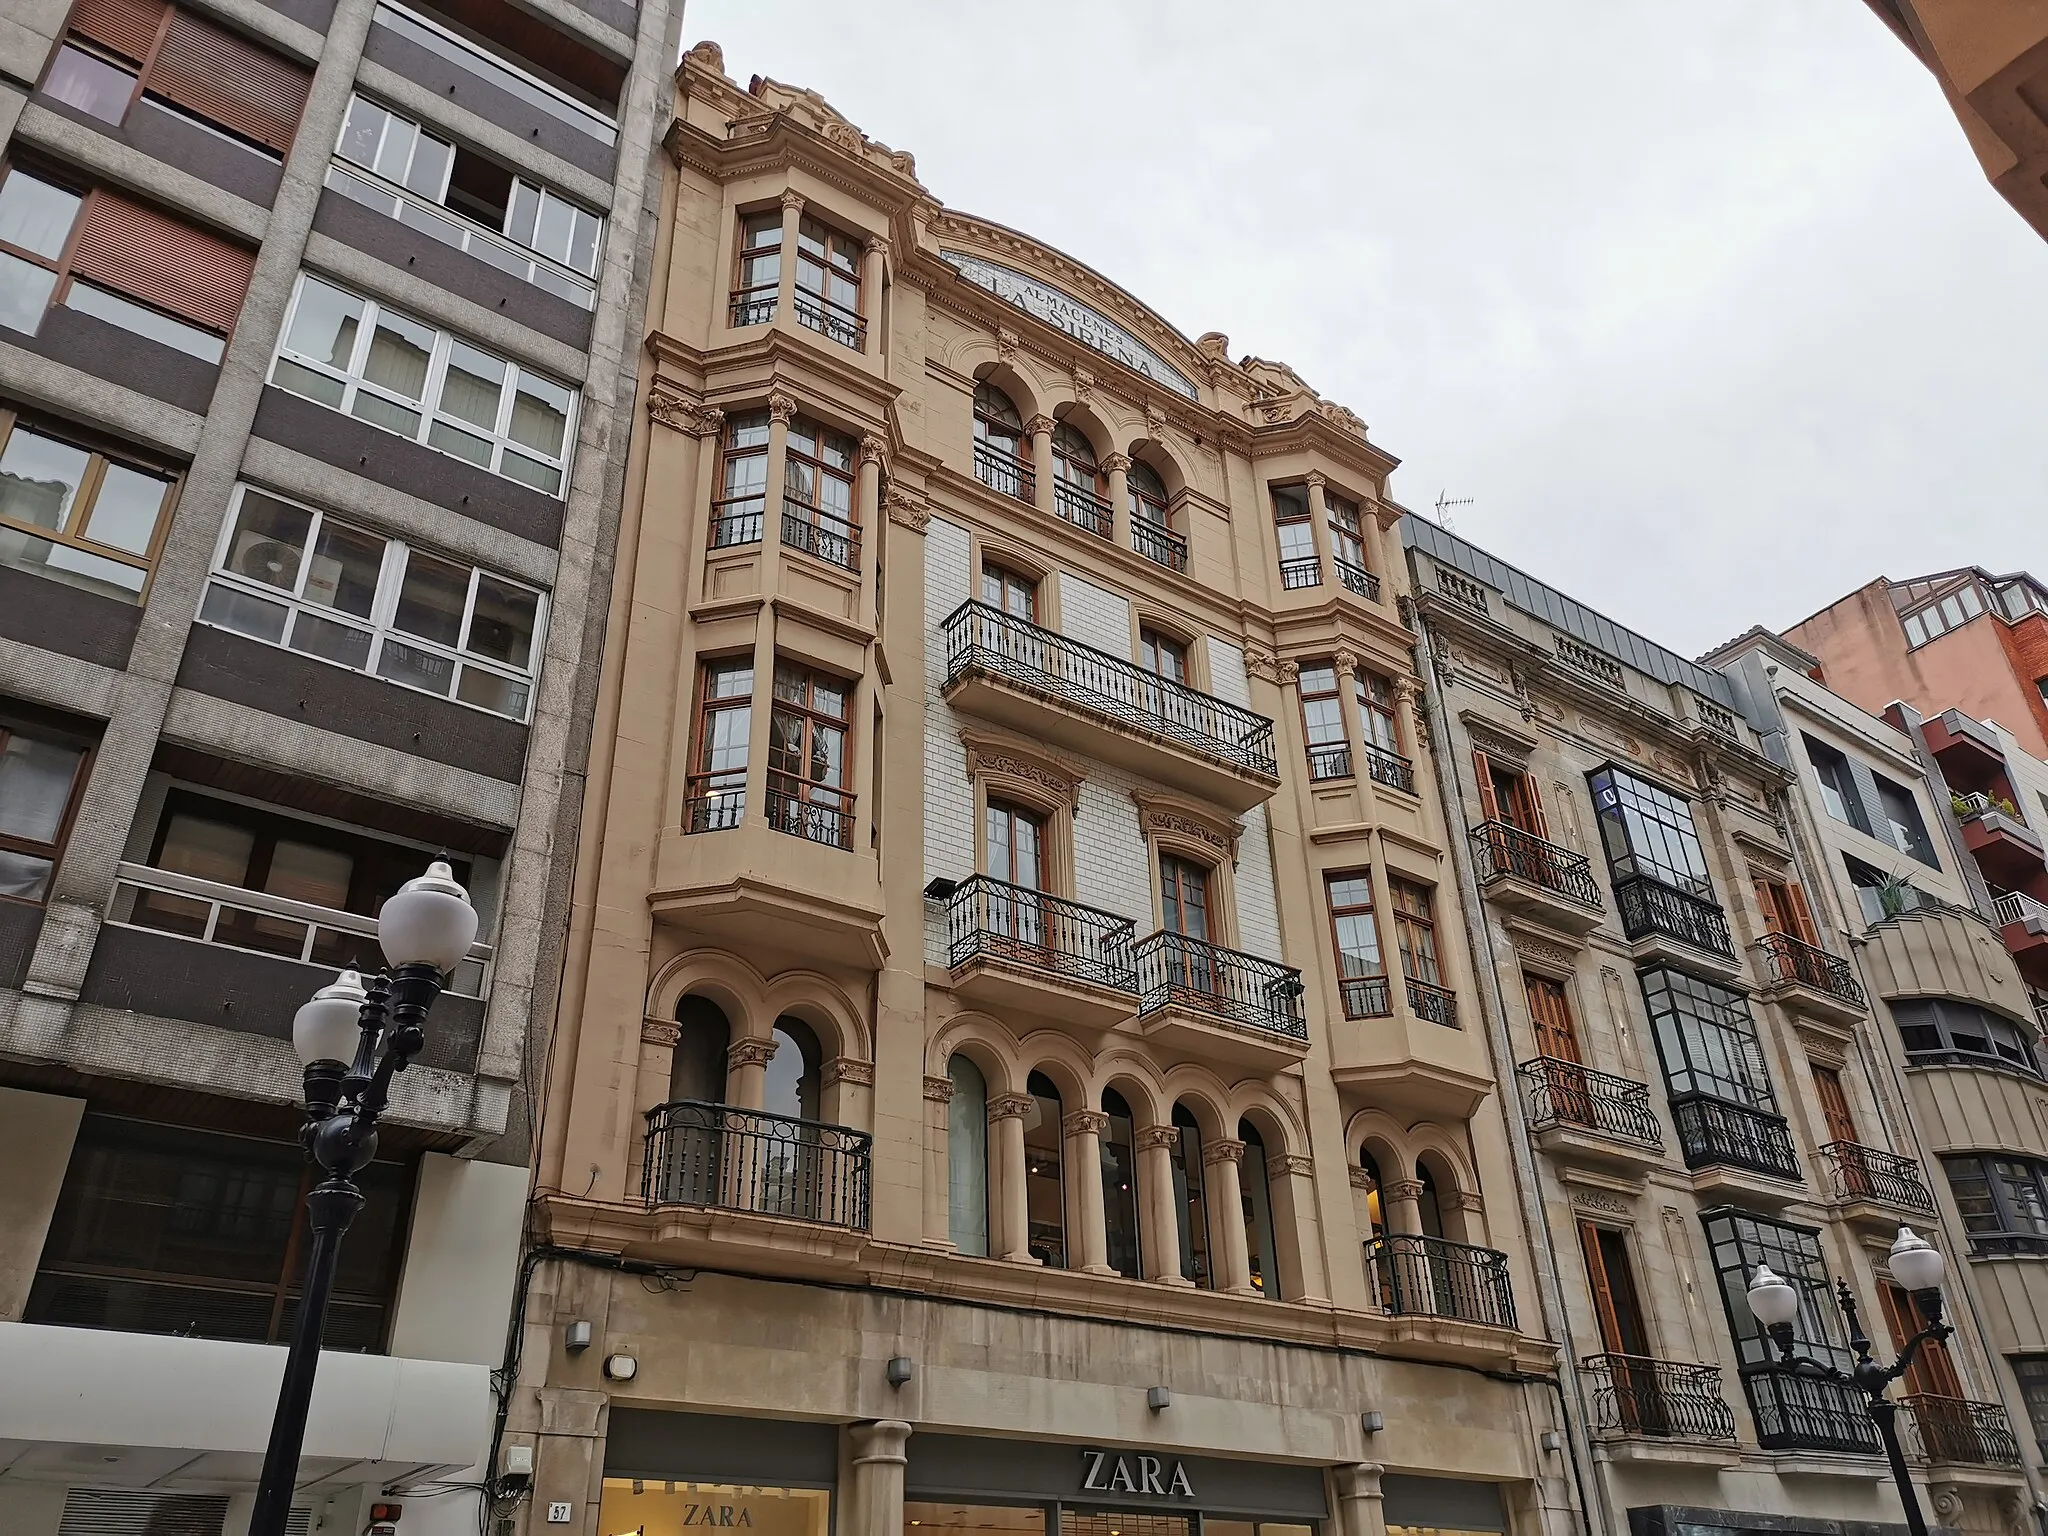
[1747,1263,1801,1329]
[378,859,478,973]
[1890,1226,1945,1294]
[292,968,368,1068]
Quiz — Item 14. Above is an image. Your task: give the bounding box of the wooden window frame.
[1299,659,1350,781]
[709,408,769,549]
[767,658,855,850]
[730,207,782,325]
[1272,482,1316,584]
[962,727,1078,898]
[1326,489,1368,570]
[1128,456,1171,528]
[782,413,859,572]
[0,407,180,602]
[1357,669,1403,758]
[793,212,863,348]
[1326,868,1388,1019]
[0,708,96,906]
[972,381,1031,500]
[980,557,1039,623]
[1475,748,1549,837]
[685,654,753,833]
[1391,876,1442,986]
[1136,789,1240,947]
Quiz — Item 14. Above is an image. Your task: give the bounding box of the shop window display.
[597,1480,829,1536]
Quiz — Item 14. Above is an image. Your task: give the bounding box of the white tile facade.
[923,516,976,967]
[1207,638,1284,961]
[1057,570,1132,654]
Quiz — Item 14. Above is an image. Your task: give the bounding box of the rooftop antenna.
[1434,489,1473,531]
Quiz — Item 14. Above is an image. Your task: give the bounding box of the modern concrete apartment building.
[1409,521,2037,1536]
[0,0,678,1525]
[517,42,1582,1536]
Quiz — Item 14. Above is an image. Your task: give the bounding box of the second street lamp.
[248,859,479,1536]
[1745,1227,1950,1536]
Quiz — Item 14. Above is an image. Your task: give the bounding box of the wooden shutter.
[1473,750,1500,822]
[1580,1221,1628,1354]
[1508,772,1551,839]
[1526,974,1582,1063]
[148,9,310,153]
[70,187,253,332]
[66,0,169,63]
[1880,1283,1963,1398]
[1786,882,1822,946]
[1811,1066,1858,1146]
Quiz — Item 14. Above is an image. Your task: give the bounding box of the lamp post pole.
[248,862,477,1536]
[1747,1228,1952,1536]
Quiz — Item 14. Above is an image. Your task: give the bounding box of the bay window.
[768,661,853,849]
[783,415,858,571]
[794,215,863,349]
[1943,1154,2048,1253]
[0,411,176,602]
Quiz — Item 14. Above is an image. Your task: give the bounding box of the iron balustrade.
[1669,1093,1800,1180]
[710,496,765,549]
[1614,874,1733,957]
[1052,480,1113,538]
[782,499,860,572]
[1340,973,1392,1019]
[1755,932,1866,1009]
[1363,744,1416,795]
[1407,976,1459,1027]
[1133,519,1188,573]
[728,286,776,327]
[1517,1057,1662,1149]
[1743,1369,1880,1454]
[1580,1354,1737,1440]
[683,777,744,834]
[974,441,1034,502]
[1820,1141,1934,1211]
[1897,1396,2024,1466]
[1365,1234,1517,1329]
[766,772,853,850]
[943,600,1280,778]
[944,875,1136,993]
[1335,559,1381,602]
[1470,821,1603,909]
[1134,931,1306,1040]
[1307,743,1352,781]
[1434,565,1489,613]
[794,290,865,351]
[642,1100,871,1229]
[1279,556,1321,590]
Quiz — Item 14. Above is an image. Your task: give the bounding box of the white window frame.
[200,482,548,721]
[270,273,578,496]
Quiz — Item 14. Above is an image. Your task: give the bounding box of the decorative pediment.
[1132,788,1240,863]
[1461,712,1540,765]
[962,726,1083,808]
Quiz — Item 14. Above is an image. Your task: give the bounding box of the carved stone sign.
[1080,1449,1195,1500]
[941,252,1200,399]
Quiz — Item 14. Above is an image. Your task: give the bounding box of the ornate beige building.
[509,40,1573,1536]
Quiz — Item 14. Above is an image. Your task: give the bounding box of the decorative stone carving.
[997,327,1020,362]
[987,1091,1035,1121]
[1271,1154,1315,1179]
[1244,647,1283,684]
[727,1037,779,1070]
[1383,1177,1425,1202]
[1795,1024,1850,1070]
[641,1018,680,1047]
[1333,648,1360,678]
[1144,403,1168,438]
[865,234,892,260]
[1071,365,1095,402]
[683,39,723,72]
[964,729,1082,807]
[767,390,798,425]
[1348,1164,1378,1190]
[1465,720,1535,766]
[1062,1109,1110,1137]
[1304,470,1327,489]
[885,486,929,533]
[824,1056,874,1088]
[779,188,806,212]
[1133,788,1240,861]
[1135,1124,1181,1152]
[859,432,888,466]
[1512,934,1577,971]
[1929,1487,1965,1531]
[1571,1190,1631,1216]
[922,1074,955,1103]
[1023,413,1055,439]
[1203,1137,1246,1167]
[1100,451,1132,474]
[1278,658,1300,685]
[1447,1190,1486,1213]
[646,387,723,438]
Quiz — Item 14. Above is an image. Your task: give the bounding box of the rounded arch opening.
[1024,1069,1066,1268]
[945,1051,990,1257]
[1237,1117,1282,1299]
[670,994,732,1105]
[1171,1100,1213,1288]
[765,1015,821,1122]
[1100,1088,1142,1278]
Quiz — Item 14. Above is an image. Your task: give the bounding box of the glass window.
[0,167,81,336]
[0,715,91,903]
[368,4,618,144]
[1025,1069,1065,1267]
[1640,966,1778,1111]
[710,410,769,548]
[1875,775,1937,866]
[1904,612,1926,647]
[946,1053,989,1257]
[767,661,854,848]
[599,1482,831,1536]
[1327,870,1387,1019]
[1803,735,1871,835]
[1273,485,1316,584]
[1699,1209,1850,1373]
[904,1505,1047,1536]
[1391,879,1440,986]
[783,415,858,571]
[686,657,752,833]
[981,561,1036,621]
[2010,1356,2048,1464]
[731,209,782,325]
[972,383,1030,502]
[1940,594,1966,629]
[1894,998,2039,1075]
[1358,672,1401,757]
[1299,662,1347,779]
[1588,764,1713,896]
[1101,1089,1142,1279]
[1240,1119,1281,1298]
[272,275,578,495]
[42,46,137,124]
[200,486,544,720]
[1943,1156,2048,1252]
[0,415,174,602]
[1960,584,1984,618]
[794,214,863,348]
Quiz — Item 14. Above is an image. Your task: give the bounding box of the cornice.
[663,108,928,240]
[646,326,902,420]
[1244,411,1402,482]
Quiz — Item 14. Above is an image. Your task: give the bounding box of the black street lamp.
[1745,1226,1951,1536]
[248,860,479,1536]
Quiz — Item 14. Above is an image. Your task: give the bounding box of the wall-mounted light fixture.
[923,877,959,901]
[603,1353,639,1381]
[886,1356,915,1388]
[564,1320,593,1353]
[1360,1411,1384,1435]
[1146,1387,1171,1412]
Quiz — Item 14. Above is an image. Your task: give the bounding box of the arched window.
[1050,423,1108,537]
[1171,1102,1210,1287]
[1417,1160,1445,1238]
[946,1054,989,1256]
[1101,1089,1142,1278]
[1355,1147,1383,1238]
[670,995,731,1104]
[764,1015,821,1122]
[651,996,733,1208]
[1240,1118,1281,1299]
[972,382,1031,502]
[1128,458,1185,572]
[1024,1070,1065,1267]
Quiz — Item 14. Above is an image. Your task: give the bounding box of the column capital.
[859,431,889,466]
[1101,451,1132,473]
[850,1418,913,1462]
[1135,1123,1181,1152]
[1203,1137,1246,1167]
[1348,1164,1378,1190]
[922,1074,955,1103]
[1333,647,1360,678]
[727,1036,779,1070]
[824,1056,874,1088]
[768,389,799,424]
[647,387,723,438]
[865,234,892,259]
[1024,413,1056,439]
[987,1091,1035,1121]
[780,188,807,213]
[1062,1109,1110,1137]
[1334,1463,1385,1500]
[1304,470,1328,489]
[1384,1177,1424,1201]
[1271,1153,1315,1179]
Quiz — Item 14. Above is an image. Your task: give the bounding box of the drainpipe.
[1416,616,1609,1536]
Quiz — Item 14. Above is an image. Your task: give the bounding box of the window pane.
[0,731,82,843]
[533,193,575,264]
[437,340,507,429]
[508,373,571,458]
[391,552,469,645]
[566,207,599,274]
[44,47,136,122]
[0,254,57,335]
[0,173,81,259]
[374,636,454,695]
[0,430,89,533]
[426,418,493,466]
[464,575,536,667]
[65,282,223,362]
[337,95,388,167]
[1941,595,1966,628]
[1904,613,1925,646]
[263,838,353,908]
[352,391,422,436]
[360,309,434,401]
[288,609,373,669]
[156,814,255,885]
[271,357,345,407]
[0,849,53,900]
[403,131,451,200]
[0,527,143,599]
[371,111,418,182]
[83,463,169,555]
[505,180,540,246]
[284,280,363,370]
[220,492,311,590]
[302,521,384,618]
[454,666,528,718]
[497,449,560,495]
[199,581,288,641]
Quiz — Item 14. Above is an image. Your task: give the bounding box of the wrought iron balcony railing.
[943,600,1279,778]
[1335,559,1381,602]
[1363,744,1415,795]
[1279,556,1320,590]
[1517,1057,1662,1150]
[943,875,1136,993]
[1365,1234,1517,1330]
[1406,976,1459,1027]
[1133,518,1188,573]
[1052,479,1113,538]
[1820,1141,1934,1212]
[1470,822,1603,909]
[643,1100,871,1229]
[1754,932,1865,1008]
[710,493,765,549]
[766,772,853,850]
[728,285,776,328]
[793,289,865,351]
[1898,1395,2024,1466]
[1669,1093,1800,1180]
[1614,874,1734,957]
[1307,743,1352,782]
[782,499,859,572]
[1134,931,1306,1040]
[973,440,1034,503]
[1340,973,1392,1019]
[1580,1354,1736,1440]
[1743,1368,1880,1454]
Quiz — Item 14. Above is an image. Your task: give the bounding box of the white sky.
[682,1,2048,657]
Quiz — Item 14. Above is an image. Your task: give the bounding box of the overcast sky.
[684,2,2048,658]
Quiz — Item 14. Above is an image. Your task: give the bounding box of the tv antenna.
[1434,490,1473,530]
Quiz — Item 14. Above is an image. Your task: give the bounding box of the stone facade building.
[0,0,679,1525]
[516,43,1577,1536]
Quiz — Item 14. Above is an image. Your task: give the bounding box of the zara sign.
[1079,1449,1196,1501]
